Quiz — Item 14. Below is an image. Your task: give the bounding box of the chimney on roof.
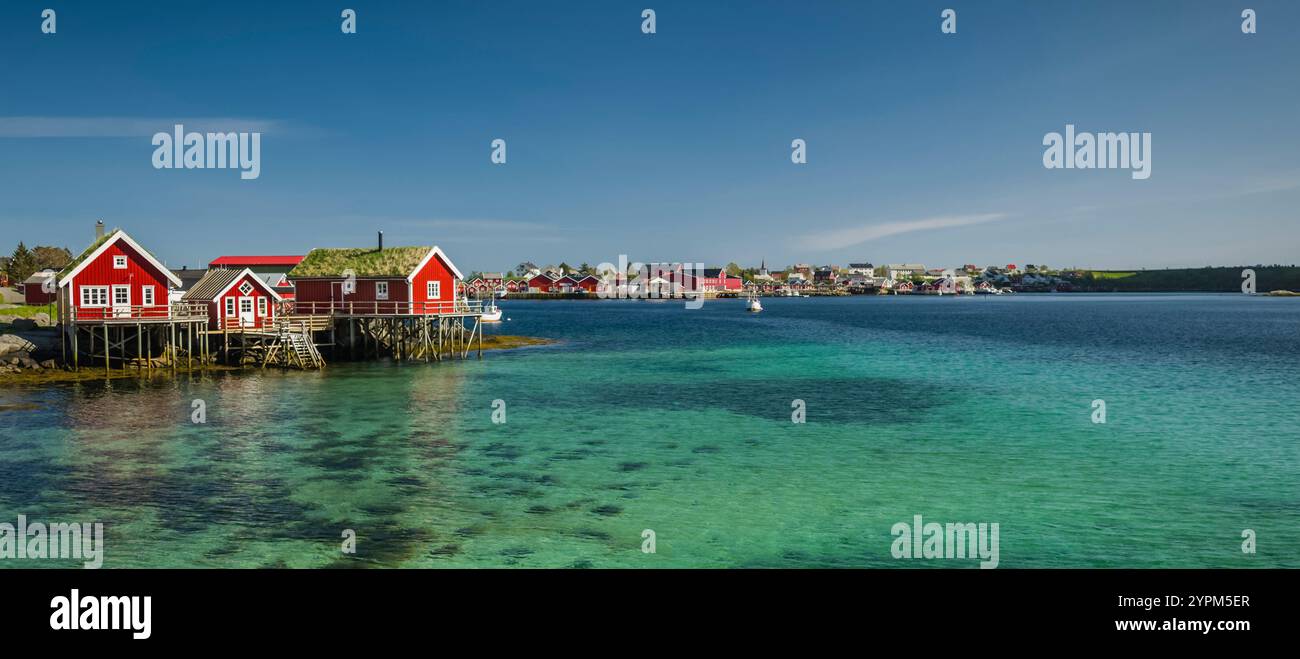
[95,219,105,239]
[378,230,384,252]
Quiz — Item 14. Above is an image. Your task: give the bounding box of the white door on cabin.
[111,285,131,317]
[239,297,255,326]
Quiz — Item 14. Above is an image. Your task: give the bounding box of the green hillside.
[1073,266,1300,292]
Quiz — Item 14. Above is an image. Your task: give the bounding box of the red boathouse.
[288,238,465,315]
[57,228,184,322]
[183,267,283,329]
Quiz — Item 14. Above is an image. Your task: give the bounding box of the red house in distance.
[22,269,58,304]
[208,255,304,270]
[527,272,558,293]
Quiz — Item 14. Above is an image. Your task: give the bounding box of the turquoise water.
[2,294,1298,568]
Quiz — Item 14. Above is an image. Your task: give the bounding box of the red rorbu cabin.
[57,228,184,322]
[183,267,282,329]
[22,269,58,304]
[527,272,557,293]
[287,240,465,315]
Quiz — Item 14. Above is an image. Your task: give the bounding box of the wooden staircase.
[259,318,325,369]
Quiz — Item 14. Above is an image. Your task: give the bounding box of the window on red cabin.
[113,255,127,269]
[376,282,389,299]
[80,286,108,307]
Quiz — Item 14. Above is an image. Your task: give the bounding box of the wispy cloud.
[797,213,1008,250]
[0,116,283,137]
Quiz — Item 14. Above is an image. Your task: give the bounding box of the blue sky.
[1,1,1297,272]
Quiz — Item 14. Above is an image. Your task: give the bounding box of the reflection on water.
[2,295,1300,567]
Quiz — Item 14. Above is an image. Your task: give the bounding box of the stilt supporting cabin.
[60,304,211,372]
[201,301,485,368]
[52,227,488,373]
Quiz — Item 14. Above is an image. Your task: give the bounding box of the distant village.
[1,234,1091,310]
[458,261,1084,297]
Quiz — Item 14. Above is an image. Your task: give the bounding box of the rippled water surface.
[2,294,1298,567]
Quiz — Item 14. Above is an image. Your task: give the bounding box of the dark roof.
[702,268,740,278]
[183,269,246,301]
[171,268,209,291]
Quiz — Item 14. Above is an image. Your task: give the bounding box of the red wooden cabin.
[183,267,282,329]
[288,243,465,315]
[527,272,557,293]
[208,255,304,270]
[553,275,579,292]
[22,269,58,304]
[57,229,184,322]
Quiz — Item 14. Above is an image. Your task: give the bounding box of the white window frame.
[113,255,127,269]
[427,281,440,299]
[80,285,108,307]
[112,285,131,306]
[225,297,236,319]
[141,285,155,307]
[375,281,389,300]
[257,297,267,317]
[238,281,254,296]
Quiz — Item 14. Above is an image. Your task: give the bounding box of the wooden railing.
[217,316,266,330]
[284,299,486,316]
[71,302,209,322]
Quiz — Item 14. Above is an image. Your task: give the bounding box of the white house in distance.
[881,264,926,281]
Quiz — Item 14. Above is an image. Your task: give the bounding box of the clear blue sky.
[2,1,1297,272]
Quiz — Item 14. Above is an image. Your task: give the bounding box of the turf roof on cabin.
[287,246,433,278]
[55,228,175,280]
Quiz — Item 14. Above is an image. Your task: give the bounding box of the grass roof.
[57,229,120,279]
[288,246,431,278]
[57,228,172,281]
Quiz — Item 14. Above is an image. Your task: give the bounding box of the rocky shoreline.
[0,310,59,375]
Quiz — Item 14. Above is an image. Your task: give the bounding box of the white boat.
[481,301,503,322]
[746,296,763,313]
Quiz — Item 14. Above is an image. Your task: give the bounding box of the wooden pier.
[61,302,212,373]
[293,299,488,364]
[60,299,488,372]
